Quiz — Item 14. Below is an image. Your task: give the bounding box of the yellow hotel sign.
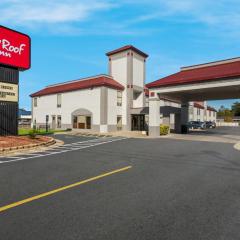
[0,82,18,102]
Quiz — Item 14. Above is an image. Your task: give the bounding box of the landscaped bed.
[18,128,66,136]
[0,135,53,149]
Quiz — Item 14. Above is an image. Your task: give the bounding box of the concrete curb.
[0,137,56,154]
[234,142,240,151]
[68,131,149,139]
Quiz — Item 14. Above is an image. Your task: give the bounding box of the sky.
[1,0,240,110]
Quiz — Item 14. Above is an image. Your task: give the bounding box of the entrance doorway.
[131,114,145,131]
[52,115,56,129]
[73,115,91,129]
[117,116,122,131]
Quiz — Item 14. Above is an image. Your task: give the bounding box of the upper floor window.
[117,91,122,106]
[57,94,62,108]
[33,97,37,107]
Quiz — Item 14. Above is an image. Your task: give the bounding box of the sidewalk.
[59,130,148,138]
[163,132,240,144]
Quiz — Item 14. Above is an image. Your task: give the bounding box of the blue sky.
[1,0,240,110]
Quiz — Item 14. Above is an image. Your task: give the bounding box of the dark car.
[205,121,216,128]
[188,121,206,129]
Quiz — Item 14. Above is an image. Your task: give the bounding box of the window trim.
[117,90,122,107]
[33,97,37,107]
[57,94,62,108]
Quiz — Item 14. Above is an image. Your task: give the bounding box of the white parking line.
[0,137,127,164]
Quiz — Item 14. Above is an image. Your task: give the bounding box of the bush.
[28,129,38,139]
[160,124,170,135]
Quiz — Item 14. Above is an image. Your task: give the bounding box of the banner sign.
[0,26,31,70]
[0,81,18,102]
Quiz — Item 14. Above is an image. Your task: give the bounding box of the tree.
[231,102,240,116]
[217,106,234,122]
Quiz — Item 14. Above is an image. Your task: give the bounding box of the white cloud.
[0,0,114,25]
[1,0,240,37]
[127,0,240,31]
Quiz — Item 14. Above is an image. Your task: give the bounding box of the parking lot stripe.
[0,166,132,213]
[0,137,127,164]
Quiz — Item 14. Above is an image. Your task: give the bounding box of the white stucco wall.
[133,53,145,88]
[32,88,101,128]
[133,92,144,108]
[110,52,128,126]
[206,110,217,121]
[193,107,204,121]
[110,53,127,86]
[107,88,118,125]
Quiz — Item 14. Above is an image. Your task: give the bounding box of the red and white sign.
[0,26,31,70]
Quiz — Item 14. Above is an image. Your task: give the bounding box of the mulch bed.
[0,136,51,148]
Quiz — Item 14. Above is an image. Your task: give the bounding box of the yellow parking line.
[0,166,132,213]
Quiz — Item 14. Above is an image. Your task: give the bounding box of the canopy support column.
[149,94,161,137]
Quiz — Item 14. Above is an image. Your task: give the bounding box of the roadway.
[0,133,240,240]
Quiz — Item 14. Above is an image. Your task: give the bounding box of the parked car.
[205,121,216,128]
[187,121,206,129]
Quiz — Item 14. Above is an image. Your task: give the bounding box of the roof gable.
[30,75,124,97]
[106,45,148,58]
[147,58,240,88]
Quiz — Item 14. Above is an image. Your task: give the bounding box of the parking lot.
[0,132,240,240]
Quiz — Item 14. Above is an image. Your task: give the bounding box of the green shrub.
[160,124,170,135]
[28,129,38,139]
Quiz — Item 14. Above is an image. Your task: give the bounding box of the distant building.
[188,102,217,122]
[217,116,240,123]
[18,109,32,127]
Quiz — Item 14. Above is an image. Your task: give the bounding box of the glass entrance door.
[131,115,145,131]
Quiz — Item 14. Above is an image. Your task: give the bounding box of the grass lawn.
[18,128,66,136]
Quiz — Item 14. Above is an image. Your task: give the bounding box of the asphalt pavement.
[0,133,240,240]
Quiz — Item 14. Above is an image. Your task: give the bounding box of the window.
[209,111,212,117]
[117,116,122,131]
[57,115,61,128]
[73,116,78,128]
[117,91,122,106]
[57,94,62,108]
[197,108,200,115]
[33,98,37,107]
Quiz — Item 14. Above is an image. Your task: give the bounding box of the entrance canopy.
[146,57,240,102]
[146,57,240,137]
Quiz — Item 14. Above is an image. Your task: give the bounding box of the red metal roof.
[144,87,149,97]
[30,75,124,97]
[146,59,240,88]
[207,106,217,112]
[194,102,205,109]
[106,45,148,58]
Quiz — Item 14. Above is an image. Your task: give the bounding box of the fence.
[216,122,239,127]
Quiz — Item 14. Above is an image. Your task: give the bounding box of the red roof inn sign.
[0,26,31,70]
[0,26,31,136]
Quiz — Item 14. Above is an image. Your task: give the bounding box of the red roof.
[30,75,124,97]
[207,106,217,112]
[144,87,149,97]
[106,45,148,58]
[146,59,240,88]
[194,102,205,109]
